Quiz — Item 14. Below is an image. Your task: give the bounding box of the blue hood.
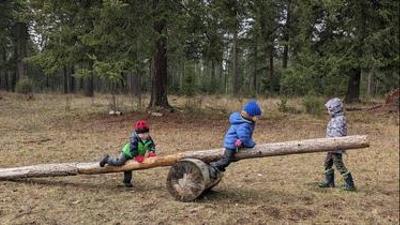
[229,112,252,125]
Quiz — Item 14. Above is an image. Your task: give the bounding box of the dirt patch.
[258,206,283,219]
[288,208,317,222]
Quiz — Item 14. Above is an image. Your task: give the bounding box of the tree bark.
[253,34,258,95]
[345,1,366,103]
[0,135,369,180]
[232,31,240,95]
[180,60,184,92]
[367,70,373,97]
[167,158,222,202]
[4,72,9,91]
[3,71,9,91]
[149,0,171,109]
[63,66,68,94]
[269,46,274,94]
[345,67,361,103]
[11,71,17,92]
[69,66,75,93]
[210,60,216,93]
[84,75,94,97]
[282,0,292,69]
[84,62,94,97]
[14,22,28,81]
[131,71,142,109]
[0,48,5,90]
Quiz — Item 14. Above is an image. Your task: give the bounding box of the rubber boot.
[342,172,356,191]
[318,169,335,188]
[99,154,110,167]
[208,165,221,180]
[123,171,134,188]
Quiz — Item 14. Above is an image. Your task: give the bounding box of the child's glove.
[135,155,145,163]
[148,152,157,158]
[234,139,242,148]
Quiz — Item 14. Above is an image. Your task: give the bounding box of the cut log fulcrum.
[0,135,369,201]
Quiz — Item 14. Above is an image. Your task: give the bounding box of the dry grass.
[0,92,398,225]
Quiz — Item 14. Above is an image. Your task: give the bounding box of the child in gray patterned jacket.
[318,98,356,191]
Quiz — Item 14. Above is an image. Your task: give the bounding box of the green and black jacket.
[121,132,156,159]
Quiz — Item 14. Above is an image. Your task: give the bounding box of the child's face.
[327,108,333,116]
[138,132,150,140]
[241,111,259,122]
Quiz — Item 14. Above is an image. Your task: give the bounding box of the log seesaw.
[0,135,369,202]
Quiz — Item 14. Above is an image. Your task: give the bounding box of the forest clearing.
[1,1,399,224]
[0,93,398,225]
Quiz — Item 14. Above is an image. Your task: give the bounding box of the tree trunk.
[0,135,369,180]
[14,22,28,80]
[367,70,373,96]
[180,60,184,92]
[11,71,17,92]
[45,75,49,90]
[131,71,142,109]
[282,0,291,69]
[84,74,94,97]
[63,66,68,94]
[253,34,258,95]
[345,67,361,103]
[84,62,94,97]
[4,72,8,91]
[232,31,240,95]
[69,66,75,93]
[345,1,366,103]
[4,72,9,91]
[149,0,171,110]
[167,158,222,202]
[210,60,216,93]
[0,49,4,90]
[268,45,274,94]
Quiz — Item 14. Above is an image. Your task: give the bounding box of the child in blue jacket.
[209,100,262,178]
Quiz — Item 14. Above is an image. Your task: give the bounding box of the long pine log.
[0,135,369,180]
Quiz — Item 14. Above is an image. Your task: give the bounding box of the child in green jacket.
[99,120,156,187]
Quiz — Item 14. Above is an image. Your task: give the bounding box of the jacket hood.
[325,98,344,117]
[229,112,252,125]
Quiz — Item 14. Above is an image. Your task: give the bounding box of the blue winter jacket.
[224,112,256,150]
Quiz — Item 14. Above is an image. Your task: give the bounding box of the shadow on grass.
[4,176,158,193]
[196,186,309,205]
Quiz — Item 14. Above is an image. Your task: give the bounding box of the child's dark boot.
[342,172,356,191]
[99,154,110,167]
[208,166,221,180]
[319,169,335,188]
[123,171,134,188]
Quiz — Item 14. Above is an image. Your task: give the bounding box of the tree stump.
[166,158,222,202]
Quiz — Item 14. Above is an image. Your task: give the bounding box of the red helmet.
[134,120,149,133]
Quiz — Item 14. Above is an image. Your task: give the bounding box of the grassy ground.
[0,92,398,225]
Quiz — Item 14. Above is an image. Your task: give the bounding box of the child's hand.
[135,155,145,163]
[148,152,157,158]
[234,139,242,148]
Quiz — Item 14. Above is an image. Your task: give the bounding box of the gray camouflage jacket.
[325,98,347,153]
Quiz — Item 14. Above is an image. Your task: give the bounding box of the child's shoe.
[123,182,134,188]
[208,166,221,180]
[342,172,356,191]
[99,154,110,167]
[318,169,335,188]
